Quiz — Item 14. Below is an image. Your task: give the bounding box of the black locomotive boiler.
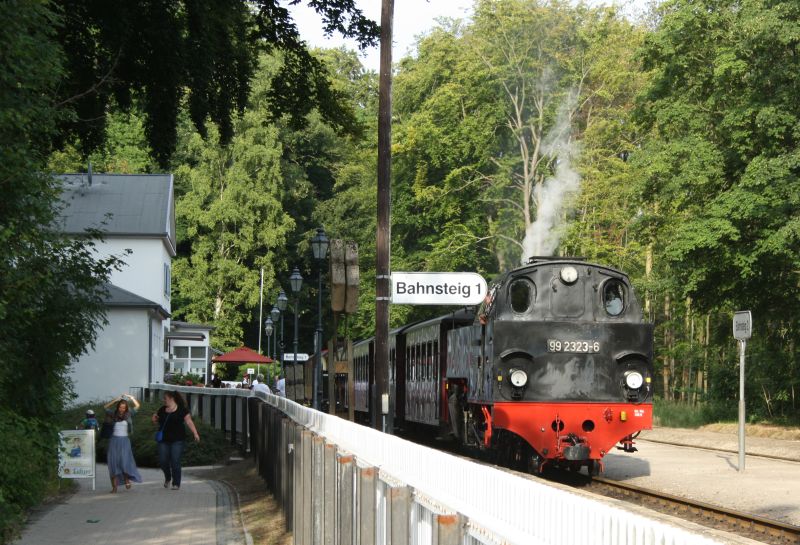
[347,258,654,474]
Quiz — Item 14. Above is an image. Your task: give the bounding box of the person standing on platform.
[103,394,142,493]
[276,374,286,397]
[152,391,200,490]
[252,374,271,395]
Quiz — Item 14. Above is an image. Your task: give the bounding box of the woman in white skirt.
[103,394,143,493]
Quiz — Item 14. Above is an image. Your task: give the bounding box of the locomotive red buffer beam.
[491,402,652,462]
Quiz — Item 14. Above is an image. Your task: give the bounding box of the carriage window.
[509,278,535,313]
[603,281,626,316]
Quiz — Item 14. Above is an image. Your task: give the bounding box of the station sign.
[391,272,487,305]
[733,311,752,341]
[283,353,309,362]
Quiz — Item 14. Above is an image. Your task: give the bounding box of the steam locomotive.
[346,258,654,474]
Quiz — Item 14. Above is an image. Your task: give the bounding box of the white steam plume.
[521,91,581,263]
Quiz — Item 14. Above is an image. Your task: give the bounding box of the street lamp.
[289,268,303,401]
[310,227,329,410]
[264,317,274,384]
[276,290,288,373]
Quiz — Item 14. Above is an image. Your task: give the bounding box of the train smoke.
[521,92,581,262]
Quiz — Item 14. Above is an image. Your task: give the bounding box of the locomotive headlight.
[510,369,528,388]
[624,371,644,389]
[560,266,578,284]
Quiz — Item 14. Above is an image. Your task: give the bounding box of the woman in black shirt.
[152,391,200,490]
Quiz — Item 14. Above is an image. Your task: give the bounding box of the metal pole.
[314,264,323,410]
[280,312,285,376]
[258,268,264,354]
[258,268,264,377]
[738,339,746,472]
[294,298,299,395]
[374,0,394,433]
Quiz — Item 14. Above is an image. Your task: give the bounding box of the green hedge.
[58,400,231,468]
[0,409,58,544]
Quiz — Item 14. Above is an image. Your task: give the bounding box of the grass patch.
[653,398,737,428]
[58,400,233,468]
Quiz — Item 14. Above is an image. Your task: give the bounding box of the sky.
[288,0,651,72]
[288,0,477,72]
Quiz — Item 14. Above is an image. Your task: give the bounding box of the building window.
[170,345,206,381]
[164,263,171,299]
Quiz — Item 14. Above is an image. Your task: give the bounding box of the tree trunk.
[681,297,691,402]
[663,294,672,401]
[644,244,653,319]
[702,314,710,398]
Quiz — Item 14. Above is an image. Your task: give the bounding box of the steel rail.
[637,437,800,464]
[587,476,800,545]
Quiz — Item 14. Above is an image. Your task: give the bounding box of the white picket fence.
[148,384,725,545]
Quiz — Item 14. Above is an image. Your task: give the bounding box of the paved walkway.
[14,465,244,545]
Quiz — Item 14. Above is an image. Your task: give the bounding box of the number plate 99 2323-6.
[547,339,600,353]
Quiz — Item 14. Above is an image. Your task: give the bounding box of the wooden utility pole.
[375,0,394,432]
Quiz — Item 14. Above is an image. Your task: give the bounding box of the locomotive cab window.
[603,280,626,316]
[509,278,535,314]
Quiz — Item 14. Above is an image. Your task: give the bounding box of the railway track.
[582,476,800,545]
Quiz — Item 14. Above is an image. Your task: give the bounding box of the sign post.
[732,310,752,472]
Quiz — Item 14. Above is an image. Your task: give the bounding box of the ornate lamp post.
[276,290,288,374]
[289,268,303,399]
[264,317,274,384]
[310,227,329,410]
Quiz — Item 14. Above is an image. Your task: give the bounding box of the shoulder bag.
[100,420,113,439]
[155,411,172,443]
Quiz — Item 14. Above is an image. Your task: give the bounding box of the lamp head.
[289,267,303,294]
[270,305,280,321]
[277,290,288,311]
[264,317,274,336]
[311,227,329,261]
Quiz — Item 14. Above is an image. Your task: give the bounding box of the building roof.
[57,173,175,256]
[103,283,170,318]
[171,321,215,331]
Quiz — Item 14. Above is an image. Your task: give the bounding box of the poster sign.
[58,430,95,488]
[391,272,487,305]
[247,368,255,375]
[733,311,752,341]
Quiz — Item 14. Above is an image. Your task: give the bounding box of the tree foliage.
[0,1,122,536]
[53,0,379,166]
[630,0,800,415]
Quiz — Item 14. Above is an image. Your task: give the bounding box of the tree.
[172,111,294,348]
[53,0,379,166]
[633,0,800,412]
[1,2,122,533]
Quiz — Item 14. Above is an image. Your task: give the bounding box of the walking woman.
[152,391,200,490]
[103,394,143,493]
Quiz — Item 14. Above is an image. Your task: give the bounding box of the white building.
[166,321,215,383]
[58,172,175,402]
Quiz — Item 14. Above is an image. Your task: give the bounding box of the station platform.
[12,465,245,545]
[602,427,800,526]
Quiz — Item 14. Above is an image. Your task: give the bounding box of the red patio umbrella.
[212,346,272,364]
[212,346,273,382]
